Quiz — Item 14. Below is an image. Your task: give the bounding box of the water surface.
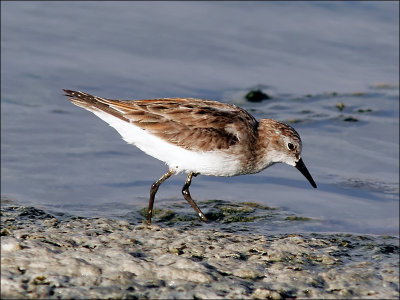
[2,2,399,235]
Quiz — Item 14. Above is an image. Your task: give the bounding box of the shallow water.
[1,2,399,236]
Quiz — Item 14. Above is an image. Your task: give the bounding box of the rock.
[1,204,398,299]
[1,237,22,252]
[245,89,271,102]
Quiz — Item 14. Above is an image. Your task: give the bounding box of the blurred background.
[1,1,399,235]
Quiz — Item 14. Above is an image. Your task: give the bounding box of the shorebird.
[64,90,317,223]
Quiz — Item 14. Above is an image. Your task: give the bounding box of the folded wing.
[64,90,258,151]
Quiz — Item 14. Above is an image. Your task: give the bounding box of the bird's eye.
[287,143,295,150]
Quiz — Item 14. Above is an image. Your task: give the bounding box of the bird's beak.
[295,158,317,188]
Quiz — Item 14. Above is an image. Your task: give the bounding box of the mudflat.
[1,204,399,299]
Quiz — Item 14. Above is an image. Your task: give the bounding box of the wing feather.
[64,90,258,151]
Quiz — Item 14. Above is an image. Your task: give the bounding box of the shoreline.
[1,204,399,299]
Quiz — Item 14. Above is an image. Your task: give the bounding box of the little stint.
[64,90,317,223]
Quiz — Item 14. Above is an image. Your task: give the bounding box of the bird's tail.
[63,89,129,122]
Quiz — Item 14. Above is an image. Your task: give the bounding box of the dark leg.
[182,172,208,222]
[147,170,174,224]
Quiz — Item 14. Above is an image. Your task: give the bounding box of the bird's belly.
[91,109,243,176]
[134,133,244,176]
[163,148,244,176]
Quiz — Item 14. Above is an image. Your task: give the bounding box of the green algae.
[139,207,176,221]
[357,108,373,113]
[222,215,258,224]
[138,199,319,229]
[336,102,346,111]
[285,216,313,221]
[239,201,276,210]
[200,200,278,224]
[343,116,359,122]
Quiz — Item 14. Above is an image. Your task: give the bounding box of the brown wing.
[64,90,258,151]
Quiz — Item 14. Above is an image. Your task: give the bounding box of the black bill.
[295,158,317,188]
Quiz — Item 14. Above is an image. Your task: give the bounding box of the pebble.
[1,204,399,299]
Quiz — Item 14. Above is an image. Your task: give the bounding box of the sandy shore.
[1,204,399,299]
